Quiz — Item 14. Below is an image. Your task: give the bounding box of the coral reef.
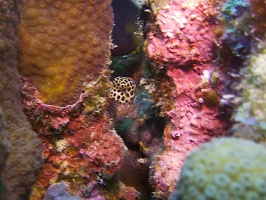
[20,72,128,199]
[118,184,141,200]
[231,43,266,142]
[0,1,42,199]
[170,137,266,200]
[1,0,262,199]
[110,54,142,77]
[146,0,219,66]
[109,90,164,199]
[108,49,169,199]
[18,0,113,106]
[225,0,266,143]
[220,0,253,58]
[143,0,232,198]
[118,150,151,199]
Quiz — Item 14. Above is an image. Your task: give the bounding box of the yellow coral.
[18,0,113,106]
[56,139,68,152]
[109,77,136,104]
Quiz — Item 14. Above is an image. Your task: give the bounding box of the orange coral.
[18,0,113,106]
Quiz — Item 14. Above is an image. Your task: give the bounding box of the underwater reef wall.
[16,0,137,199]
[231,42,266,141]
[228,0,266,143]
[144,0,234,198]
[1,0,264,199]
[143,0,266,198]
[18,0,113,106]
[21,73,130,199]
[0,1,42,199]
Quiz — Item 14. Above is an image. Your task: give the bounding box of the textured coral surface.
[171,138,266,200]
[20,74,127,199]
[0,1,42,199]
[145,0,231,198]
[146,0,218,66]
[1,0,263,199]
[18,0,113,106]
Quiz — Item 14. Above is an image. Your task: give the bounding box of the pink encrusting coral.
[146,0,219,66]
[145,0,231,198]
[150,66,230,198]
[20,75,130,199]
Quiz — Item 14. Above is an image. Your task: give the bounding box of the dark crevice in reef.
[109,2,175,199]
[111,0,140,56]
[109,105,166,200]
[108,48,169,199]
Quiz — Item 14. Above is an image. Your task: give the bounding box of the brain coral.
[170,137,266,200]
[0,1,42,199]
[18,0,113,106]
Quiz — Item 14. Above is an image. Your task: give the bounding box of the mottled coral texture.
[145,0,230,199]
[18,0,113,106]
[20,74,127,199]
[146,0,217,66]
[0,1,42,199]
[170,138,266,200]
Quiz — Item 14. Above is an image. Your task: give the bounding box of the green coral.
[170,137,266,200]
[231,47,266,141]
